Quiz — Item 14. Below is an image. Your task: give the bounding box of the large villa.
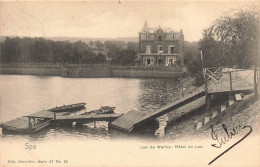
[136,21,184,67]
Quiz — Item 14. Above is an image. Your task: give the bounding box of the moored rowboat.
[48,102,86,112]
[82,106,115,115]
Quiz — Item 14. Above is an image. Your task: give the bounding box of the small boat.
[48,102,86,112]
[83,106,115,115]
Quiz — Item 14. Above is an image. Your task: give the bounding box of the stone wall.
[0,67,61,76]
[0,64,185,79]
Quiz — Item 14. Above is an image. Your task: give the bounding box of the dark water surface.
[0,75,181,141]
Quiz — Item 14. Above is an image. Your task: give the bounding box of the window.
[141,34,146,40]
[145,34,148,40]
[159,35,162,41]
[158,45,162,53]
[158,56,162,65]
[150,34,154,40]
[166,56,175,66]
[158,45,162,51]
[146,45,151,53]
[171,46,174,53]
[168,45,174,54]
[166,33,174,39]
[147,58,151,64]
[143,56,154,66]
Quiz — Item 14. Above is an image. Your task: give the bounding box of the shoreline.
[0,64,185,79]
[164,83,259,140]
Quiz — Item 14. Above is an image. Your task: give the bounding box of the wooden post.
[206,94,211,112]
[254,64,257,97]
[200,50,205,77]
[200,50,208,93]
[254,19,258,97]
[29,118,32,127]
[181,81,184,98]
[205,74,208,93]
[256,69,259,92]
[256,19,260,97]
[229,72,232,91]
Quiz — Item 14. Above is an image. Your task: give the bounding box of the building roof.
[141,21,149,32]
[140,22,179,33]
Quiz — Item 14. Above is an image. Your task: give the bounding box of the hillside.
[0,36,138,43]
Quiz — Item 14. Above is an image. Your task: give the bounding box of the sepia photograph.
[0,0,259,166]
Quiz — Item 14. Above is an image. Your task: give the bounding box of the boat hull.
[48,103,86,112]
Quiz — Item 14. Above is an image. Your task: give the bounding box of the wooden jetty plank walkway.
[55,113,123,123]
[1,110,70,132]
[1,117,31,130]
[24,110,68,119]
[1,105,123,133]
[110,89,206,132]
[109,110,146,132]
[135,88,206,128]
[207,69,254,94]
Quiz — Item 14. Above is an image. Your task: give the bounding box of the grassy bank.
[164,90,259,140]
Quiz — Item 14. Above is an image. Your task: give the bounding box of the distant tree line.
[0,37,138,65]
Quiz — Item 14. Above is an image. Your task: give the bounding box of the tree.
[117,48,137,65]
[127,42,139,51]
[72,41,89,63]
[1,37,22,63]
[183,41,200,65]
[51,41,73,63]
[94,41,104,50]
[95,52,106,63]
[32,38,53,62]
[89,40,94,46]
[213,6,259,68]
[199,27,223,67]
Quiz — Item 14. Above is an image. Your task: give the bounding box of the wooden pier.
[205,68,254,94]
[0,104,123,134]
[109,67,256,133]
[54,113,123,125]
[109,88,206,132]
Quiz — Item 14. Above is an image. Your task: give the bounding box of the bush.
[195,71,205,86]
[187,59,201,76]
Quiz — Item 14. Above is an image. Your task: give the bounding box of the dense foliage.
[200,6,259,69]
[0,37,138,65]
[186,6,259,86]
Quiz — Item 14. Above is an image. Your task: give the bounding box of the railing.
[204,66,255,93]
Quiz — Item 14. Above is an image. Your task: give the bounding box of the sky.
[0,1,257,42]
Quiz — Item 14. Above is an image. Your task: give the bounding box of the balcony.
[158,51,163,54]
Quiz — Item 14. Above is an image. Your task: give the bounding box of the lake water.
[0,74,181,142]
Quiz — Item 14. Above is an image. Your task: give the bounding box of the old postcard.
[0,0,260,166]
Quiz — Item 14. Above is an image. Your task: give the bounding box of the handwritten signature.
[209,123,252,165]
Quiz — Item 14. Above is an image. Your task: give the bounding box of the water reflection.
[138,79,180,112]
